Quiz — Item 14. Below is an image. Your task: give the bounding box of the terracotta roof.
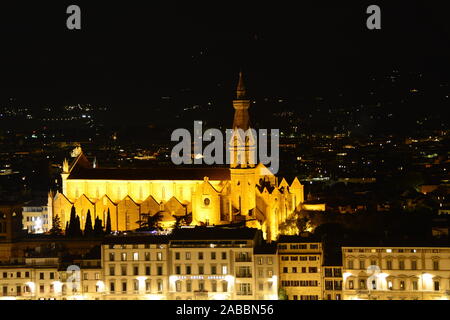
[67,167,231,181]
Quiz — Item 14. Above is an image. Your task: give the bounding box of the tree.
[65,221,69,236]
[138,212,163,231]
[296,214,311,233]
[66,206,77,237]
[94,217,104,236]
[105,208,112,234]
[84,210,93,236]
[278,287,288,300]
[172,215,189,229]
[49,215,63,236]
[72,215,82,237]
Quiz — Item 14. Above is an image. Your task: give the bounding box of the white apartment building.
[22,200,51,234]
[342,245,450,300]
[0,258,61,300]
[167,227,275,300]
[101,237,170,300]
[254,244,279,300]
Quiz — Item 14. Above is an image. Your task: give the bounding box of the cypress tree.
[105,208,112,234]
[49,215,63,236]
[75,215,82,237]
[94,217,104,236]
[65,221,69,236]
[68,205,77,236]
[84,210,93,236]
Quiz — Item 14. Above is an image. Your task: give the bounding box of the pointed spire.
[63,159,69,173]
[290,177,303,189]
[236,71,246,99]
[279,178,289,188]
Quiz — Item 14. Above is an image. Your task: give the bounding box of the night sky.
[0,1,449,120]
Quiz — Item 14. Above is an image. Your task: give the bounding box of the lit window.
[348,280,354,289]
[388,281,393,290]
[222,265,228,275]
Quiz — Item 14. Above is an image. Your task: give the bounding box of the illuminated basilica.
[48,74,308,241]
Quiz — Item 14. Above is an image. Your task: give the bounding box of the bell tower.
[229,72,256,218]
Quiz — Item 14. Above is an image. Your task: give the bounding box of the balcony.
[236,291,253,296]
[194,290,209,299]
[356,290,369,295]
[235,257,252,263]
[236,273,252,278]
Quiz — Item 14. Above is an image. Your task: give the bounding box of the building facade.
[342,245,450,300]
[278,236,323,300]
[323,266,343,300]
[102,237,169,300]
[22,200,51,234]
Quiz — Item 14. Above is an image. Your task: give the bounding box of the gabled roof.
[74,194,95,206]
[118,195,139,206]
[69,152,91,173]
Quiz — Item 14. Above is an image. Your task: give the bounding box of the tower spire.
[236,71,246,99]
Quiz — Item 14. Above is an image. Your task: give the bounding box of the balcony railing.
[236,273,252,278]
[237,291,253,296]
[235,257,252,262]
[356,290,369,295]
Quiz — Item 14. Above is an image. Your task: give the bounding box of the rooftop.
[67,167,231,181]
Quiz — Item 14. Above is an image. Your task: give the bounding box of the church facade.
[48,74,306,241]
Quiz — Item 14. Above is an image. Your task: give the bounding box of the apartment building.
[101,235,170,300]
[0,257,61,300]
[22,200,51,234]
[73,258,104,300]
[323,266,343,300]
[278,235,323,300]
[342,244,450,300]
[254,243,278,300]
[167,227,272,300]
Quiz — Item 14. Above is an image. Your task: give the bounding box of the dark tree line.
[62,206,112,238]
